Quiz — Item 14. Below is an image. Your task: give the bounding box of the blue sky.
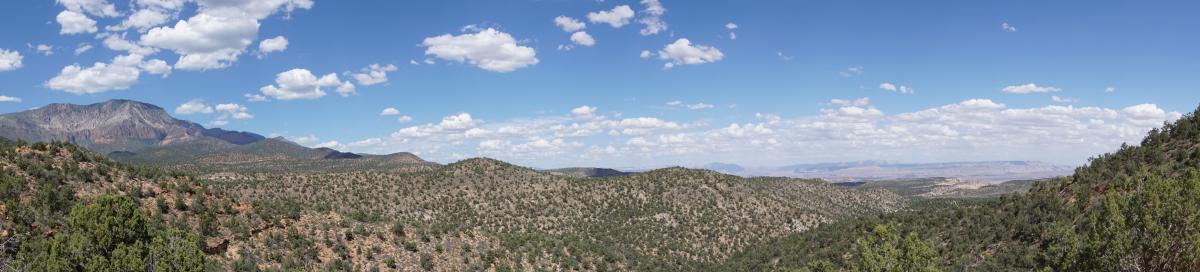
[0,0,1197,168]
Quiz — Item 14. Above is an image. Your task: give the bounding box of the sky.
[0,0,1198,169]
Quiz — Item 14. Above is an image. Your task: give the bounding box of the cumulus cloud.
[140,0,313,70]
[46,54,168,94]
[244,93,268,102]
[102,34,158,55]
[0,49,23,72]
[587,5,635,28]
[397,115,413,123]
[216,103,253,119]
[259,68,355,100]
[175,99,214,114]
[380,107,400,116]
[108,8,172,32]
[352,64,398,86]
[56,10,98,34]
[657,39,724,69]
[1002,83,1061,94]
[571,105,598,120]
[639,50,652,59]
[0,96,21,103]
[570,31,595,46]
[421,28,539,73]
[1002,22,1017,32]
[257,36,288,56]
[879,82,914,94]
[56,0,121,17]
[554,16,586,32]
[637,0,667,35]
[1105,87,1117,93]
[32,44,54,56]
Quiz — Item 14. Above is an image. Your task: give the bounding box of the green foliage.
[12,195,205,271]
[850,224,939,272]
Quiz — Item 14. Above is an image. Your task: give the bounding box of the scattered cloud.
[56,0,121,18]
[175,99,214,114]
[257,36,288,56]
[352,64,398,86]
[244,93,269,102]
[1051,96,1078,103]
[637,0,667,35]
[422,28,539,73]
[74,43,93,55]
[725,22,737,40]
[1105,87,1116,93]
[46,54,170,94]
[554,16,586,32]
[879,82,914,94]
[259,68,356,100]
[665,101,714,110]
[0,96,21,103]
[397,115,413,123]
[1002,22,1017,32]
[777,52,794,61]
[32,44,54,56]
[571,105,598,120]
[380,107,400,116]
[140,0,313,70]
[830,97,871,107]
[1002,83,1061,94]
[639,50,652,59]
[108,8,172,32]
[839,66,863,77]
[587,5,635,28]
[0,49,23,72]
[570,31,596,46]
[657,39,724,69]
[56,10,98,34]
[216,103,253,120]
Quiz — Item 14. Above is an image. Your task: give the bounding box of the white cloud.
[258,36,288,55]
[56,0,120,17]
[571,105,598,120]
[380,107,400,116]
[1002,83,1061,94]
[291,135,319,144]
[839,66,863,77]
[686,103,714,110]
[175,99,214,114]
[1105,87,1116,93]
[1002,22,1017,32]
[140,59,172,76]
[637,0,667,35]
[657,39,724,69]
[259,68,355,100]
[109,8,172,32]
[0,96,21,103]
[1051,96,1078,103]
[831,97,871,107]
[352,64,398,86]
[397,115,413,123]
[422,28,539,73]
[725,22,738,30]
[56,10,98,34]
[1,49,25,71]
[570,31,596,46]
[554,16,586,32]
[74,43,93,55]
[879,82,914,94]
[777,52,794,61]
[244,93,268,102]
[639,50,652,59]
[215,103,253,119]
[33,44,54,56]
[46,54,145,94]
[587,5,635,28]
[139,0,313,70]
[209,119,229,127]
[103,34,158,55]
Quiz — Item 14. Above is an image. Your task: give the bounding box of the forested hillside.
[720,107,1200,271]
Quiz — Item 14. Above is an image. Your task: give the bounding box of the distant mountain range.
[701,160,1074,182]
[0,99,434,173]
